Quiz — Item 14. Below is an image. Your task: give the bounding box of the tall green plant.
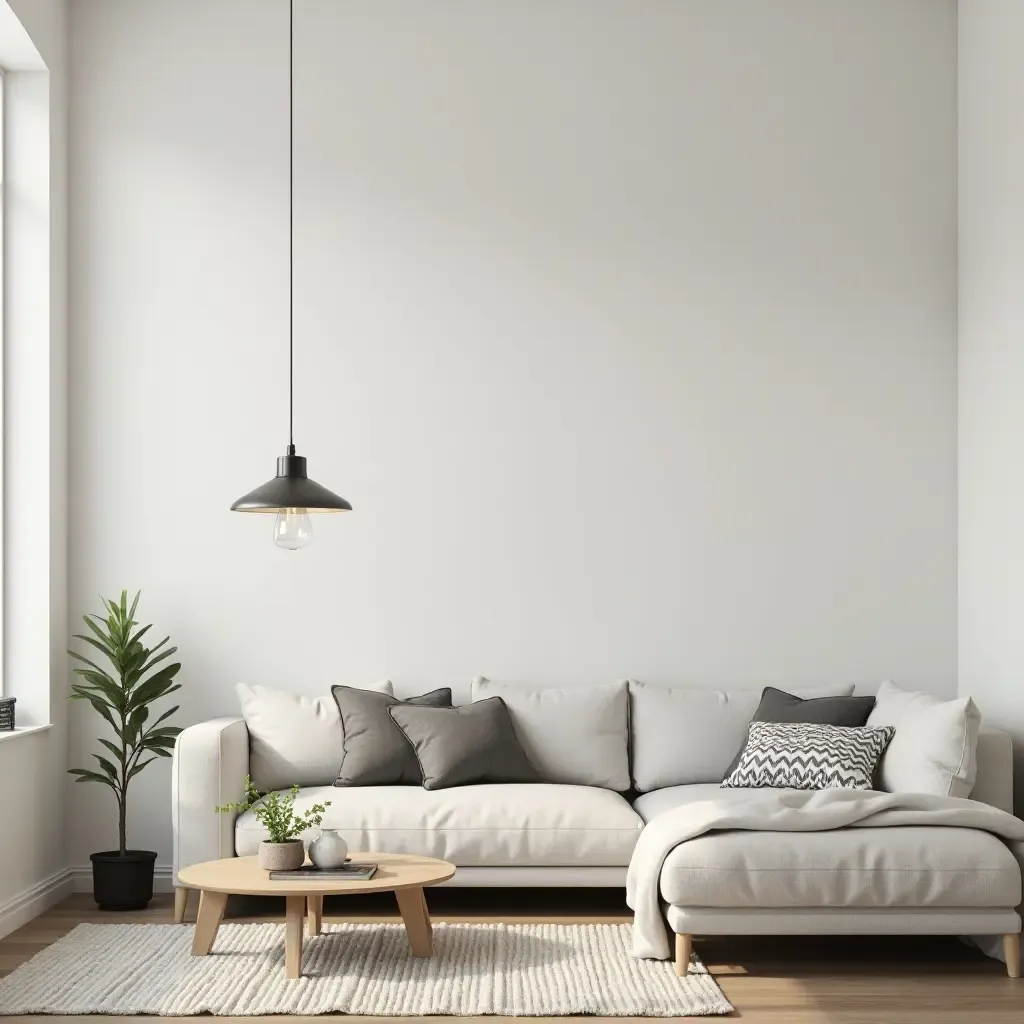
[67,590,182,856]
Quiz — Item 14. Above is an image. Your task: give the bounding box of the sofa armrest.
[971,726,1014,814]
[172,718,249,884]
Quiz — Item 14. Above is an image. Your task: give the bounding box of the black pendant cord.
[288,0,295,455]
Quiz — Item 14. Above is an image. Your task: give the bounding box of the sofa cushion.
[235,783,644,866]
[627,681,856,792]
[332,686,452,787]
[389,697,540,790]
[657,824,1021,909]
[866,680,981,798]
[721,722,894,791]
[633,783,724,822]
[237,681,393,792]
[472,678,629,790]
[722,687,877,779]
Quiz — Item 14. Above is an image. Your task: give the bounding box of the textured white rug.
[0,921,731,1016]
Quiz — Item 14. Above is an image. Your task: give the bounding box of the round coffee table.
[177,852,456,979]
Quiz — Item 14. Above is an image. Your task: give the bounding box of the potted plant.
[217,777,331,870]
[68,591,182,910]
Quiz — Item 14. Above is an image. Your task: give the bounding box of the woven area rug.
[0,921,731,1016]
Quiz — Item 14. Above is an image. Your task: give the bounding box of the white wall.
[959,0,1024,816]
[68,0,957,867]
[0,0,69,933]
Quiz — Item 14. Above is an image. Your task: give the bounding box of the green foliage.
[216,776,331,844]
[67,590,182,856]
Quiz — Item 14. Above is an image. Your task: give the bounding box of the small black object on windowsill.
[0,697,15,731]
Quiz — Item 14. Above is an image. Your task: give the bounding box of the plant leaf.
[92,754,119,780]
[127,668,181,711]
[74,672,126,712]
[81,615,117,651]
[149,705,179,728]
[137,645,177,679]
[68,650,113,676]
[70,690,118,731]
[127,757,157,780]
[97,738,124,762]
[125,624,152,652]
[68,769,116,787]
[73,632,117,665]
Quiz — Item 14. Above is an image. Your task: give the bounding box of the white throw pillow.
[237,681,393,792]
[866,680,981,798]
[471,678,629,790]
[628,681,856,792]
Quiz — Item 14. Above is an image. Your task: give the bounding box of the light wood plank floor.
[1,891,1021,1023]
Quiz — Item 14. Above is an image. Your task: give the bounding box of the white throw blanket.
[626,788,1024,960]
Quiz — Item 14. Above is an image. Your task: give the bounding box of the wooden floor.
[0,890,1021,1023]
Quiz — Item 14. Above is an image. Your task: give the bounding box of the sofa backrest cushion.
[628,680,856,792]
[237,680,393,792]
[471,678,630,790]
[866,680,981,798]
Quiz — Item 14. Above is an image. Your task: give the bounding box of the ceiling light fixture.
[230,0,352,549]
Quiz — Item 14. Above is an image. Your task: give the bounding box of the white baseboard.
[0,868,75,940]
[70,864,175,895]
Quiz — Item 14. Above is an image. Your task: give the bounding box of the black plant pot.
[90,850,157,910]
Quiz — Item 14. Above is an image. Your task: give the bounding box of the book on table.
[269,864,378,881]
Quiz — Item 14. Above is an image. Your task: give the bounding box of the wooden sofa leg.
[1004,934,1020,978]
[174,887,190,924]
[674,933,692,977]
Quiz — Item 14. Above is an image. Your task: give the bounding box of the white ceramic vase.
[309,829,349,870]
[258,840,304,871]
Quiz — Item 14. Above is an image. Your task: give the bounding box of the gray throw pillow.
[722,687,877,780]
[388,697,541,791]
[722,721,894,791]
[332,685,452,786]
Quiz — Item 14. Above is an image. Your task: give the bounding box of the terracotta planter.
[258,840,304,871]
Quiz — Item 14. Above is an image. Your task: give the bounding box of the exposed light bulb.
[274,508,312,550]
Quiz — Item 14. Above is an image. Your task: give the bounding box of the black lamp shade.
[231,452,352,513]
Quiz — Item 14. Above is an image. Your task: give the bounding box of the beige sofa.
[171,681,1021,976]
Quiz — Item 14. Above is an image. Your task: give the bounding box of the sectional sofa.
[171,678,1022,976]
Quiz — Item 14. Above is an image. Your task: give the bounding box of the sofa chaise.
[171,678,1022,977]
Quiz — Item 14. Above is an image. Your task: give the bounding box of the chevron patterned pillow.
[721,721,895,791]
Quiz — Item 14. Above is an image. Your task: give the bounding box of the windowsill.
[0,723,53,744]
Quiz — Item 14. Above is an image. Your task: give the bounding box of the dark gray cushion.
[332,685,452,786]
[388,697,541,791]
[722,687,877,780]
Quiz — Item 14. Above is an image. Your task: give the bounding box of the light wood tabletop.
[176,852,456,979]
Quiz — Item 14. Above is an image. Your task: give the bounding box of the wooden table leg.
[396,886,433,957]
[191,890,228,956]
[307,894,323,937]
[174,887,190,924]
[285,894,305,979]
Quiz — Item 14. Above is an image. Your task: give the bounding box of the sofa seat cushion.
[632,783,724,822]
[657,825,1021,909]
[235,783,644,867]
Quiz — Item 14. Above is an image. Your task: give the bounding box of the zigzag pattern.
[722,721,894,791]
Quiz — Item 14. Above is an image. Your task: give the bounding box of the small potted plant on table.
[68,591,182,910]
[217,777,331,870]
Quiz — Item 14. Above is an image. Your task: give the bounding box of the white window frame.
[0,67,5,697]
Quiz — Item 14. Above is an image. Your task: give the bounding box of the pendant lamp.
[231,0,352,549]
